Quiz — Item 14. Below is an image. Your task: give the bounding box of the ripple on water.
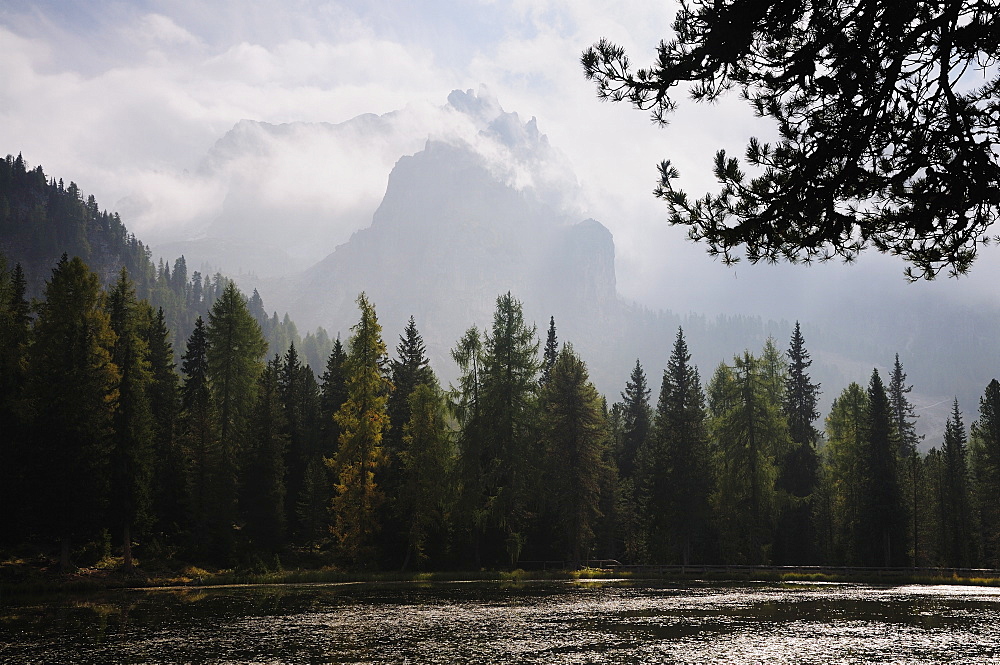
[3,581,1000,664]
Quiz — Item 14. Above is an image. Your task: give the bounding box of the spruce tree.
[245,355,288,553]
[450,326,487,565]
[28,255,119,568]
[480,292,540,564]
[539,345,607,567]
[972,379,1000,567]
[331,293,391,564]
[280,343,321,539]
[144,306,185,542]
[646,328,713,565]
[863,369,907,567]
[941,399,974,567]
[320,337,348,458]
[0,260,31,543]
[399,383,453,569]
[618,359,651,481]
[206,281,267,557]
[106,268,154,570]
[888,354,921,565]
[383,316,436,565]
[540,316,558,387]
[179,317,218,555]
[775,322,820,564]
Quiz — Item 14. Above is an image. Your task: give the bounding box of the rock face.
[290,132,618,375]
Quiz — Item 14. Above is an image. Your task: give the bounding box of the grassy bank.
[4,558,999,599]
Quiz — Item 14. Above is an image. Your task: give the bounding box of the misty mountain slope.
[288,134,617,377]
[151,87,997,445]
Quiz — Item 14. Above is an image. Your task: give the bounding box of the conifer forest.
[3,153,1000,574]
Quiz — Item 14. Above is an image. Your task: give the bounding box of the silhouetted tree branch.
[583,0,1000,279]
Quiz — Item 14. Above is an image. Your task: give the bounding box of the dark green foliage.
[863,369,907,567]
[941,399,974,567]
[279,343,322,542]
[206,282,267,557]
[245,356,289,553]
[27,256,119,567]
[479,293,541,564]
[972,379,1000,567]
[399,384,453,569]
[450,326,487,565]
[179,317,222,557]
[541,316,558,387]
[582,1,1000,278]
[106,269,155,569]
[297,457,332,549]
[382,316,437,565]
[618,359,652,481]
[888,354,921,566]
[821,382,870,564]
[774,322,820,563]
[144,306,185,541]
[539,345,607,566]
[320,337,349,458]
[0,258,30,543]
[644,328,713,564]
[709,352,785,564]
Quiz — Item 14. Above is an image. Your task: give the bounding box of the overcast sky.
[3,0,998,319]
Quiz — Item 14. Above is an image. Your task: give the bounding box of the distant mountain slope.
[271,97,997,447]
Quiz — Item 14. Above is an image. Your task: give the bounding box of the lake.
[3,579,1000,663]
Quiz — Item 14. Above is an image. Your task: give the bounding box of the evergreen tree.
[28,255,119,568]
[280,343,321,540]
[645,328,713,564]
[941,399,974,567]
[179,317,222,557]
[0,259,31,543]
[297,457,331,549]
[106,268,154,570]
[399,383,453,570]
[330,293,392,564]
[206,281,267,558]
[319,337,348,457]
[144,306,184,541]
[618,359,652,481]
[888,354,922,565]
[479,292,540,564]
[539,345,607,566]
[540,315,558,386]
[774,322,820,564]
[245,355,288,553]
[820,382,869,564]
[383,316,436,565]
[863,369,907,567]
[972,379,1000,567]
[708,351,784,564]
[450,325,488,565]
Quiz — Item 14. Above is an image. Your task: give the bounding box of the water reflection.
[3,581,1000,663]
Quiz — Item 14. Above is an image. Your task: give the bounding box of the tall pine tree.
[106,268,154,570]
[28,255,119,568]
[646,328,713,565]
[330,293,391,564]
[972,379,1000,567]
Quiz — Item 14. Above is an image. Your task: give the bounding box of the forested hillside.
[2,154,999,576]
[0,154,333,370]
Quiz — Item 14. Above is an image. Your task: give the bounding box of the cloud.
[3,1,999,315]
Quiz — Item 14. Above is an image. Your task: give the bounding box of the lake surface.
[3,579,1000,663]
